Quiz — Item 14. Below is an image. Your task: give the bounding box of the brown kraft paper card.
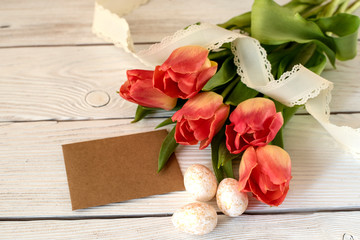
[62,130,185,210]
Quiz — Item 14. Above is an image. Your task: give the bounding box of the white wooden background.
[0,0,360,239]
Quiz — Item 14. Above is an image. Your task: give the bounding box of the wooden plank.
[0,45,141,121]
[0,0,291,47]
[0,114,359,218]
[0,43,359,122]
[0,211,359,239]
[0,0,101,47]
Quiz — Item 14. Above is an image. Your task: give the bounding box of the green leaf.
[277,53,296,78]
[208,49,232,61]
[289,42,317,67]
[271,127,284,148]
[283,1,314,15]
[266,43,303,76]
[217,141,240,169]
[211,130,225,183]
[291,0,325,4]
[283,105,301,126]
[225,80,259,106]
[305,49,327,74]
[218,12,251,30]
[158,126,179,172]
[315,13,360,60]
[223,159,234,179]
[132,105,156,123]
[251,0,336,65]
[220,77,240,99]
[202,57,237,91]
[274,100,284,113]
[155,117,175,129]
[271,100,300,148]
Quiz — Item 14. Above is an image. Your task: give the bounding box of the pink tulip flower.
[172,92,229,149]
[119,69,177,111]
[226,98,283,154]
[239,145,292,206]
[153,45,217,99]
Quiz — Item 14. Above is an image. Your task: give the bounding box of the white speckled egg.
[172,202,217,235]
[184,164,217,202]
[216,178,248,217]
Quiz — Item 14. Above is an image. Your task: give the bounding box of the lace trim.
[92,4,360,158]
[231,39,333,107]
[138,22,240,57]
[291,77,331,107]
[332,124,360,157]
[92,3,133,51]
[231,38,273,88]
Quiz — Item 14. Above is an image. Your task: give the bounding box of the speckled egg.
[172,202,217,235]
[216,178,248,217]
[184,164,217,202]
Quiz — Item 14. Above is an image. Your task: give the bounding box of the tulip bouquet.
[119,0,360,207]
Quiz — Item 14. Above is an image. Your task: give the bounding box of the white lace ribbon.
[93,1,360,157]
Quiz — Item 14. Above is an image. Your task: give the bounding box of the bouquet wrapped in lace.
[117,0,360,207]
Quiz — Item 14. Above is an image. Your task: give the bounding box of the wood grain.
[0,115,359,218]
[0,43,359,122]
[0,0,291,47]
[0,211,359,239]
[1,0,360,237]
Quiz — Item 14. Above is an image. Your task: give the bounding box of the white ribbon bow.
[93,0,360,158]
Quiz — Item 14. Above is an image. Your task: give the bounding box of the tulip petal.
[250,166,276,194]
[154,66,183,98]
[175,121,198,145]
[268,186,289,206]
[120,69,177,110]
[193,61,218,92]
[172,92,225,121]
[266,112,284,143]
[239,146,258,191]
[230,98,278,133]
[162,46,209,73]
[126,69,153,82]
[226,124,248,154]
[225,125,252,154]
[119,80,132,100]
[249,177,288,206]
[175,73,198,97]
[172,92,228,149]
[130,83,177,111]
[225,124,237,153]
[256,145,292,185]
[199,104,230,149]
[188,118,212,142]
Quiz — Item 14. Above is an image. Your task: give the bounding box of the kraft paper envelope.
[62,130,184,210]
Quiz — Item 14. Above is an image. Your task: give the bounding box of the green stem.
[223,160,234,179]
[335,0,350,13]
[302,1,330,18]
[346,0,360,13]
[287,43,317,72]
[271,127,284,148]
[220,77,240,99]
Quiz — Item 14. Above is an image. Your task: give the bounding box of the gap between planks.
[2,110,360,124]
[0,39,359,49]
[0,42,159,49]
[1,208,360,222]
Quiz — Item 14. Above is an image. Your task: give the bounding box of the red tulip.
[153,46,217,99]
[119,69,177,111]
[239,145,292,206]
[225,98,283,154]
[172,92,229,149]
